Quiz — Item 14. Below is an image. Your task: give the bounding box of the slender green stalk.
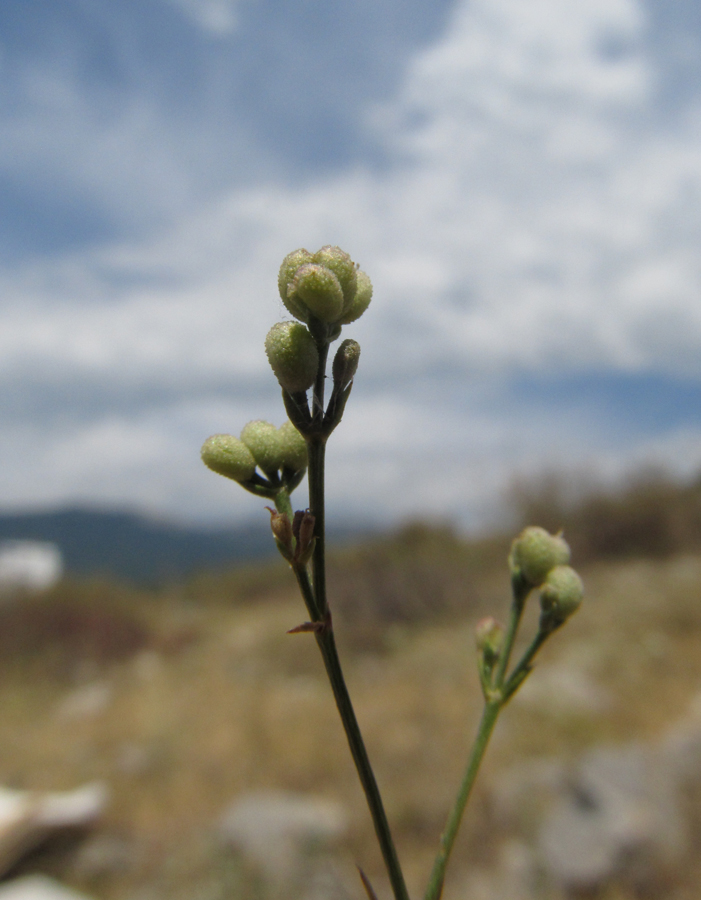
[423,699,502,900]
[274,488,294,522]
[312,340,330,424]
[308,336,329,616]
[292,559,321,623]
[307,438,328,616]
[502,628,549,702]
[292,477,408,900]
[315,627,410,900]
[300,338,410,900]
[423,579,531,900]
[493,578,529,687]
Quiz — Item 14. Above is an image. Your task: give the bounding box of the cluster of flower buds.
[202,246,370,565]
[475,526,584,702]
[278,246,372,332]
[264,246,370,439]
[200,420,307,499]
[509,526,584,632]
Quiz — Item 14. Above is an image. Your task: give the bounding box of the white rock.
[219,790,348,880]
[37,783,109,829]
[538,742,686,891]
[0,876,93,900]
[0,783,108,877]
[0,542,63,593]
[458,841,538,900]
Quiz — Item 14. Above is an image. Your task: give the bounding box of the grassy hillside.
[3,510,701,899]
[0,508,277,583]
[512,466,701,562]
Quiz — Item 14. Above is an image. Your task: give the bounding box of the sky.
[3,0,701,529]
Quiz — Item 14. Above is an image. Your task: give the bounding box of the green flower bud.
[265,322,318,393]
[509,526,571,587]
[475,616,504,695]
[278,249,313,321]
[539,565,584,626]
[201,434,256,483]
[338,269,373,324]
[312,246,358,310]
[475,616,504,663]
[240,420,284,477]
[288,264,344,323]
[278,420,308,471]
[332,339,361,392]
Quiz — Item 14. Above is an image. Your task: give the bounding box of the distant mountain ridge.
[0,508,275,583]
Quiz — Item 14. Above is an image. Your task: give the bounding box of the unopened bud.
[278,421,308,471]
[278,249,313,321]
[201,434,256,483]
[312,246,358,309]
[539,565,584,627]
[339,269,373,324]
[265,322,319,394]
[240,420,283,477]
[267,507,294,561]
[475,616,504,665]
[332,339,361,392]
[288,264,345,323]
[509,526,571,587]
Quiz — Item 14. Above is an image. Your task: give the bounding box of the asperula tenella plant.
[200,246,591,900]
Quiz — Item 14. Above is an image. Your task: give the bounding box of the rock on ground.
[0,876,94,900]
[218,790,348,889]
[0,783,108,878]
[538,741,687,892]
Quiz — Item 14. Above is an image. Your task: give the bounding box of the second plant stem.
[423,583,528,900]
[423,699,501,900]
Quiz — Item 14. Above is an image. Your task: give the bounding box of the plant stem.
[293,561,322,622]
[423,699,502,900]
[307,438,328,616]
[312,340,330,425]
[274,488,294,521]
[309,336,329,615]
[502,628,549,701]
[315,626,410,900]
[300,339,410,900]
[424,579,531,899]
[493,577,529,687]
[296,454,409,900]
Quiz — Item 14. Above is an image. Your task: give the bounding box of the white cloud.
[1,74,193,231]
[166,0,243,35]
[4,0,701,523]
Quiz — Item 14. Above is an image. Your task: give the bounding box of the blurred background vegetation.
[3,468,701,899]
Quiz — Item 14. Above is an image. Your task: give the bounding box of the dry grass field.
[3,513,701,900]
